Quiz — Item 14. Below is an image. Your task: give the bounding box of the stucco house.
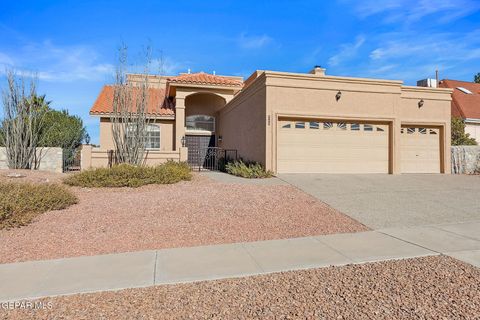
[83,67,453,174]
[438,79,480,143]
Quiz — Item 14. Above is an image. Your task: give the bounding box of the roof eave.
[89,112,175,120]
[167,82,242,91]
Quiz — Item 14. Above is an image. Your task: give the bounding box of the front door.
[185,135,216,169]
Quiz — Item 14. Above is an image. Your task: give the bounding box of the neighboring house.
[86,67,452,174]
[437,79,480,142]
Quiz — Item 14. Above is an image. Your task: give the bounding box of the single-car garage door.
[277,119,390,173]
[401,126,441,173]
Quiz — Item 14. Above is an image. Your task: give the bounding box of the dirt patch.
[0,170,367,263]
[0,169,67,184]
[4,256,479,319]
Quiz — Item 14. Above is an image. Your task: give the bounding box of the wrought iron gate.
[185,135,237,171]
[63,148,81,172]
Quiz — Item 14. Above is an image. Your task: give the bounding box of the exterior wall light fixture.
[418,99,424,108]
[336,91,342,101]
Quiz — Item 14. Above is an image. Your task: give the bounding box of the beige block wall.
[217,76,267,164]
[98,117,175,151]
[0,147,63,173]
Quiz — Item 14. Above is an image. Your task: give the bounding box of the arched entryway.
[184,92,226,169]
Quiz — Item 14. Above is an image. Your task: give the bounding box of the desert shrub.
[0,181,77,230]
[225,160,274,179]
[64,161,192,188]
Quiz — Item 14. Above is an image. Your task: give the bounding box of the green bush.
[64,161,192,188]
[225,160,274,179]
[0,182,77,230]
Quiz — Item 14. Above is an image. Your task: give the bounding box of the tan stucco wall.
[223,71,452,174]
[217,76,267,164]
[98,117,175,151]
[185,92,226,117]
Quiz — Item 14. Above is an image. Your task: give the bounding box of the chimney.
[309,65,326,76]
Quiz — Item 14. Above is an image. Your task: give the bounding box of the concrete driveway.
[278,174,480,229]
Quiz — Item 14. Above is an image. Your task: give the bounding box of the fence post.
[80,144,92,171]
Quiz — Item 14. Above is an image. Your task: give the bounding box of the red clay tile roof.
[439,79,480,119]
[90,85,175,116]
[168,72,243,87]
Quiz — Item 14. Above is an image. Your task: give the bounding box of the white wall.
[465,123,480,144]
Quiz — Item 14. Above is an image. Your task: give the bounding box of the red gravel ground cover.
[0,170,367,263]
[3,256,479,319]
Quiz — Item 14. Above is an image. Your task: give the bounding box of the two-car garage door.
[277,119,441,174]
[277,119,390,173]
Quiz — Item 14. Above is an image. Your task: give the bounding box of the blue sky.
[1,0,480,143]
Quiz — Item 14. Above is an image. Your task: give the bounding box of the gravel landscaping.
[0,170,367,263]
[4,256,479,319]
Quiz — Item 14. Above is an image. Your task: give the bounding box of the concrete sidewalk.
[1,221,479,302]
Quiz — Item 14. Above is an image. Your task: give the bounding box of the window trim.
[126,123,161,150]
[186,115,215,133]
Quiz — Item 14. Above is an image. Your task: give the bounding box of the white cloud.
[369,30,480,62]
[150,57,184,76]
[357,29,480,82]
[0,40,114,82]
[0,40,185,82]
[238,33,273,49]
[328,35,365,66]
[349,0,480,24]
[0,52,14,66]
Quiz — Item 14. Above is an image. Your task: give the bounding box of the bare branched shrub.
[110,44,163,165]
[0,71,48,169]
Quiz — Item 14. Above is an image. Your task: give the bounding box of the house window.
[351,123,360,131]
[337,122,347,130]
[295,122,306,129]
[186,115,215,132]
[309,121,320,129]
[127,124,160,149]
[364,124,373,131]
[323,122,333,129]
[282,123,291,129]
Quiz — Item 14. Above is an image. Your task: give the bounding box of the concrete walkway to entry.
[1,220,479,302]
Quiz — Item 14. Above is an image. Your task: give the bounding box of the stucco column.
[391,120,401,174]
[175,97,186,151]
[444,122,452,174]
[81,144,92,171]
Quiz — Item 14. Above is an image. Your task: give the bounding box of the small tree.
[110,44,162,165]
[40,108,86,150]
[451,116,477,146]
[0,71,48,169]
[474,72,480,84]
